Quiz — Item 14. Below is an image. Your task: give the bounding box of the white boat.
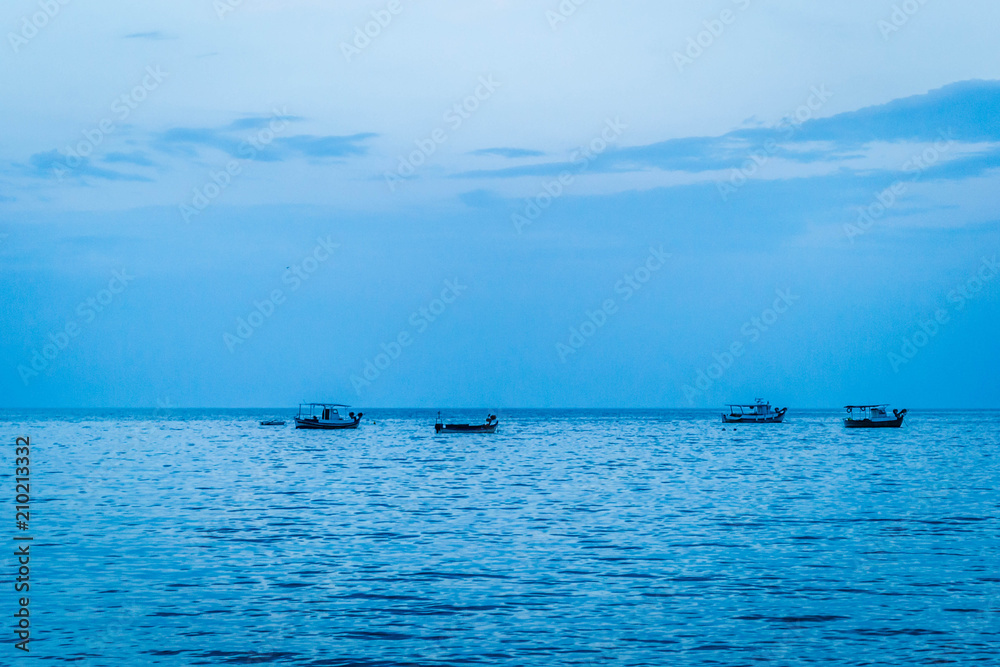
[294,403,363,430]
[843,405,906,428]
[722,399,787,424]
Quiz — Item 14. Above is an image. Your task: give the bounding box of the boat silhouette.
[843,405,907,428]
[294,403,363,430]
[722,399,787,424]
[435,412,498,433]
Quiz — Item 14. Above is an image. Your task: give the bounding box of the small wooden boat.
[259,420,286,426]
[294,403,363,430]
[722,399,787,424]
[844,405,906,428]
[435,412,498,433]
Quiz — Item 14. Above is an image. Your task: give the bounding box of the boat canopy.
[845,404,889,409]
[297,403,355,420]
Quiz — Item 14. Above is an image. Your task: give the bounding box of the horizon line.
[2,406,998,411]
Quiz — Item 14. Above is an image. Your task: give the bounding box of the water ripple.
[1,408,998,665]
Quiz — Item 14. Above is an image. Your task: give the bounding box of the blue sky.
[1,1,999,408]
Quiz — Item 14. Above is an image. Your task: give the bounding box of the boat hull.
[721,414,786,424]
[435,423,497,433]
[844,417,905,428]
[295,417,361,430]
[721,408,787,424]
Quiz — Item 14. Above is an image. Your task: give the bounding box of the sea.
[1,409,998,665]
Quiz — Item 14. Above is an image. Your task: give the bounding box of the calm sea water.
[1,409,998,665]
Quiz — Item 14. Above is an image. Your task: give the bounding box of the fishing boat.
[294,403,363,430]
[843,405,907,428]
[721,399,787,424]
[435,412,498,433]
[259,419,286,426]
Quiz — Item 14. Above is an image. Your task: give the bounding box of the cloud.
[103,151,156,167]
[226,115,305,132]
[456,80,1000,180]
[911,145,1000,182]
[472,147,546,158]
[275,133,377,158]
[155,127,244,158]
[153,119,375,162]
[9,113,377,190]
[792,80,1000,146]
[455,161,580,180]
[23,150,151,182]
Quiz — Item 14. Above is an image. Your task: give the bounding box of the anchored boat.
[435,412,498,433]
[844,405,906,428]
[259,419,286,426]
[294,403,363,430]
[722,399,787,424]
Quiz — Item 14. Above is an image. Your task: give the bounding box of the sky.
[1,0,999,409]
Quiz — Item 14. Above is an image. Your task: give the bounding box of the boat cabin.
[845,404,888,418]
[298,403,353,422]
[726,400,772,416]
